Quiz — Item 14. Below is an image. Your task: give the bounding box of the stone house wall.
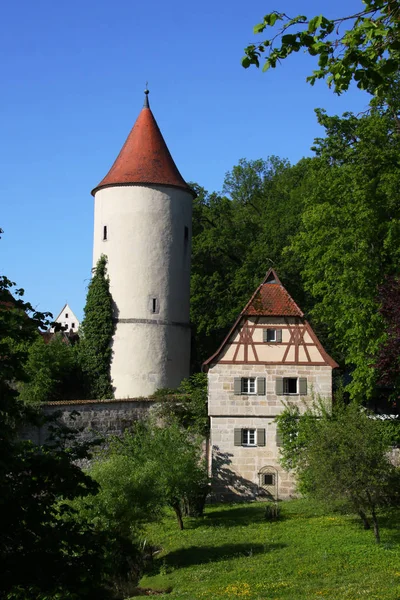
[208,363,332,501]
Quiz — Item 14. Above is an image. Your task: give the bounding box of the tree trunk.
[172,503,184,530]
[371,506,380,544]
[358,509,371,530]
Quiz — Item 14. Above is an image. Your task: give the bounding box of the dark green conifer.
[80,255,114,399]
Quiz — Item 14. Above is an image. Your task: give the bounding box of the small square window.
[242,378,256,394]
[242,429,256,446]
[266,329,276,342]
[283,377,298,394]
[262,473,275,486]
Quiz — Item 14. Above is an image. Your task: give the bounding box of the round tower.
[91,90,194,398]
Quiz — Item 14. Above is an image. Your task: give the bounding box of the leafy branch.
[242,1,400,96]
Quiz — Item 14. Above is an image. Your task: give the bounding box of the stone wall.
[20,398,157,445]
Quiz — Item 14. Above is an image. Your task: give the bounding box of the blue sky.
[1,0,371,321]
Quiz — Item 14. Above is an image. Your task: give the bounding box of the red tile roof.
[91,100,194,196]
[245,283,304,317]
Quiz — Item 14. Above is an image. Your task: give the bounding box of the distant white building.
[51,303,80,332]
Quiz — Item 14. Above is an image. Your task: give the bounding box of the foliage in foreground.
[243,0,400,97]
[139,501,400,600]
[79,255,114,399]
[276,399,400,542]
[78,419,209,534]
[0,266,142,599]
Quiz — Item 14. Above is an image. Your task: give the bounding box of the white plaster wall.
[111,321,191,398]
[51,304,80,332]
[92,184,192,398]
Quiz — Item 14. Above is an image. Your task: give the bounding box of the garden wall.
[20,398,157,445]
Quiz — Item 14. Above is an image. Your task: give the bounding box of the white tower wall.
[92,184,192,398]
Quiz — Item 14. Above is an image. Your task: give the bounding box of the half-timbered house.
[203,268,338,500]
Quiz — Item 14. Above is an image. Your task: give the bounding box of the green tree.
[92,419,209,531]
[289,106,400,400]
[79,255,114,399]
[243,1,400,96]
[19,333,85,404]
[190,157,309,367]
[277,400,400,543]
[154,372,209,437]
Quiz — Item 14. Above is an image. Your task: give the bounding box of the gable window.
[234,377,266,395]
[263,328,282,343]
[276,377,307,396]
[234,428,266,447]
[65,313,69,319]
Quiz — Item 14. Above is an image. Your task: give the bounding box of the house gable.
[204,269,338,369]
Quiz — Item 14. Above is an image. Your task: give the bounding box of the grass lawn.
[137,500,400,600]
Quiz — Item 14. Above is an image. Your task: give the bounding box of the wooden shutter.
[234,378,242,395]
[299,377,307,395]
[234,428,242,446]
[257,428,266,446]
[263,329,268,342]
[276,329,282,343]
[275,377,284,395]
[257,377,266,395]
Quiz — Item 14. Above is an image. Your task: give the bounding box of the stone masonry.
[208,363,332,501]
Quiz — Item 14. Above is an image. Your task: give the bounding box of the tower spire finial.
[144,83,149,108]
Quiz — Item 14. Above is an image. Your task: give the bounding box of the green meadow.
[138,500,400,600]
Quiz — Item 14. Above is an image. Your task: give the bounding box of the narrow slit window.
[184,226,189,241]
[152,298,157,313]
[65,313,68,319]
[103,226,107,241]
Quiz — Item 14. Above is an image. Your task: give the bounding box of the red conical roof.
[91,94,194,196]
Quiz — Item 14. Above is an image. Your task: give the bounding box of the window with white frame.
[234,427,266,447]
[242,429,256,446]
[276,377,307,396]
[263,328,282,343]
[234,377,266,395]
[266,329,276,342]
[242,377,256,394]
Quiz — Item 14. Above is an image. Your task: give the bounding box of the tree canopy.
[276,400,400,543]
